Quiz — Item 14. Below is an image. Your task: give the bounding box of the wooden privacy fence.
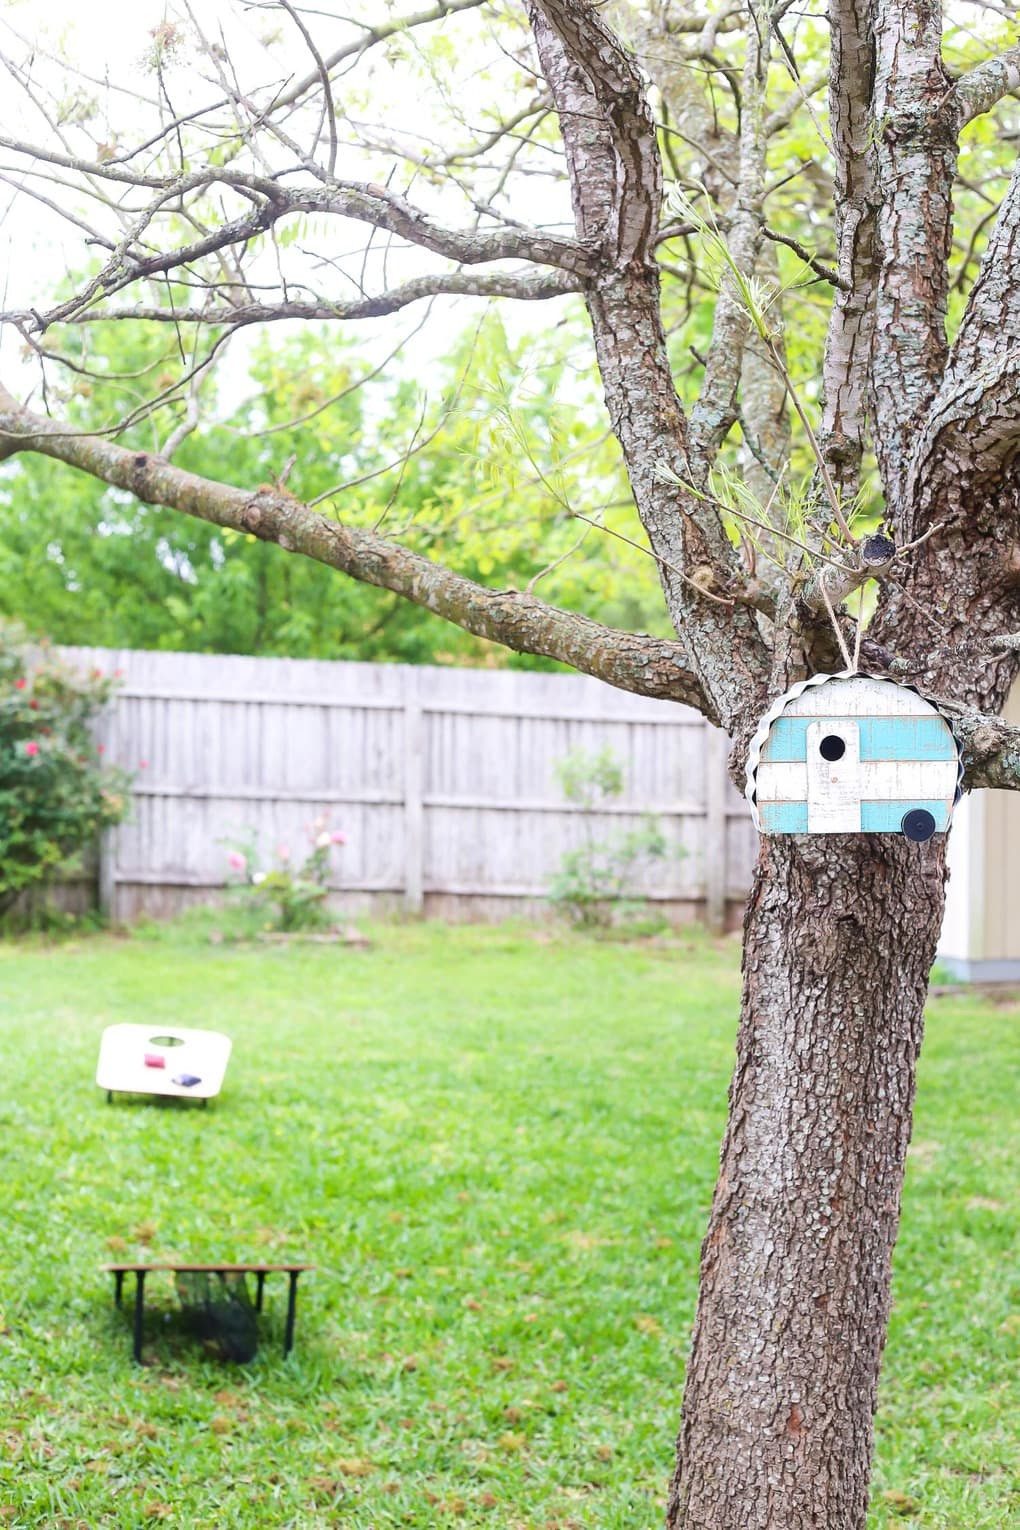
[60,648,757,927]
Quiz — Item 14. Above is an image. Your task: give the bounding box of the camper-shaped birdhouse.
[746,673,962,841]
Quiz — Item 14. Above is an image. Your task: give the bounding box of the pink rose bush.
[1,623,131,917]
[223,815,347,933]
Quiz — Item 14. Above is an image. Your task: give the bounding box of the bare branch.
[764,69,828,135]
[0,161,593,335]
[277,0,339,177]
[13,269,582,331]
[760,224,844,289]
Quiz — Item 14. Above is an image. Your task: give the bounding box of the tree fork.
[667,833,947,1530]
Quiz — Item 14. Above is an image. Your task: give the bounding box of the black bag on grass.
[174,1271,258,1362]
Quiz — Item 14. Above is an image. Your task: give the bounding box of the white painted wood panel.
[783,677,935,717]
[757,759,959,802]
[806,719,862,831]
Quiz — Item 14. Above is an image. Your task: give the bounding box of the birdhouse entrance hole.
[819,734,846,762]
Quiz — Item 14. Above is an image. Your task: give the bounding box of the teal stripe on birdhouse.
[857,718,957,761]
[860,799,951,833]
[758,800,809,833]
[759,717,813,761]
[760,798,951,835]
[760,715,956,764]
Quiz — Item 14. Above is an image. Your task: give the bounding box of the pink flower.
[24,741,39,757]
[14,679,25,690]
[97,744,105,755]
[139,760,148,770]
[228,851,246,872]
[278,844,291,863]
[331,830,346,845]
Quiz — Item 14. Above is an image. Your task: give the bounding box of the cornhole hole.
[97,1024,231,1104]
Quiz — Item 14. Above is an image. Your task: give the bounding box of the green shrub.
[0,625,131,917]
[549,745,671,928]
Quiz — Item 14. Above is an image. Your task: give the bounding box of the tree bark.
[667,832,947,1530]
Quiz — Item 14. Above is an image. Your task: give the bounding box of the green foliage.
[0,624,130,915]
[0,924,1015,1526]
[550,746,669,928]
[554,744,625,810]
[223,818,346,934]
[0,311,668,664]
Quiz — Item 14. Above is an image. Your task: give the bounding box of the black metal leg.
[107,1091,113,1104]
[133,1271,146,1363]
[114,1271,124,1308]
[283,1273,299,1356]
[255,1272,266,1313]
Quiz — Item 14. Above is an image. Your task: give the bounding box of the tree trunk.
[667,832,948,1530]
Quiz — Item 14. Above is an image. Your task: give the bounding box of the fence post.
[403,672,425,913]
[96,690,120,920]
[705,725,728,934]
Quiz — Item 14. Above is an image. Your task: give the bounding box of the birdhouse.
[746,673,962,841]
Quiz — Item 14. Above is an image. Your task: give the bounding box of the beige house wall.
[940,681,1020,979]
[977,682,1020,962]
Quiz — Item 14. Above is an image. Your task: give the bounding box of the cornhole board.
[97,1024,231,1103]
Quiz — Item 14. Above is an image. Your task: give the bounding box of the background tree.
[1,309,666,657]
[2,1,1020,1524]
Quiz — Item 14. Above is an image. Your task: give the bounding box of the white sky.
[1,0,342,300]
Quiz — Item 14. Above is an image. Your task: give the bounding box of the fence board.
[55,647,757,925]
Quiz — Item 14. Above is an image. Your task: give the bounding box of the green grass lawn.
[0,921,1016,1529]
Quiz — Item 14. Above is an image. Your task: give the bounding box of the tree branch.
[907,154,1020,505]
[5,270,583,332]
[953,43,1020,128]
[818,0,878,497]
[0,150,596,334]
[869,0,957,514]
[688,1,772,464]
[870,155,1020,701]
[760,224,843,288]
[951,708,1020,790]
[0,384,711,715]
[527,0,770,731]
